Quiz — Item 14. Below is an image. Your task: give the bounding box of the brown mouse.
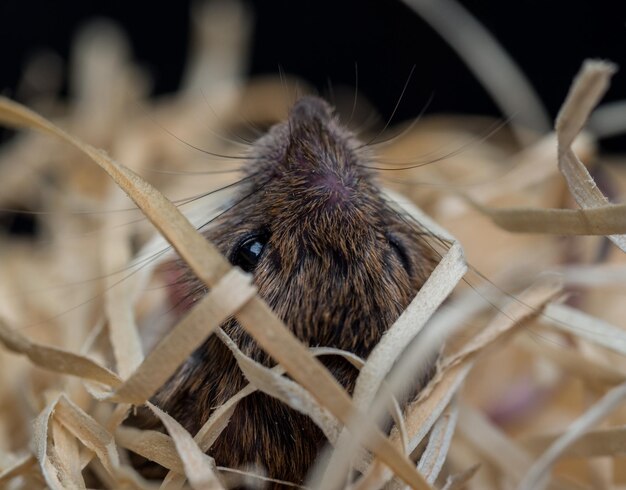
[129,95,439,487]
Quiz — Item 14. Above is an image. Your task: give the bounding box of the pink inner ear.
[160,261,198,315]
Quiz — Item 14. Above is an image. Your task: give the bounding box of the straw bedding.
[1,1,626,489]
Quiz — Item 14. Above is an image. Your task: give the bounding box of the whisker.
[365,116,511,171]
[277,64,294,139]
[352,109,382,137]
[326,76,336,106]
[0,174,252,218]
[383,194,603,346]
[159,181,271,313]
[196,177,271,233]
[357,64,416,148]
[376,149,522,189]
[0,246,171,301]
[199,87,255,146]
[382,195,520,325]
[2,174,257,300]
[171,174,255,207]
[14,247,170,332]
[12,176,266,332]
[145,167,243,176]
[142,109,254,161]
[364,91,434,148]
[346,61,359,127]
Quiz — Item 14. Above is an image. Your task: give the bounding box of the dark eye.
[388,235,411,274]
[231,233,268,273]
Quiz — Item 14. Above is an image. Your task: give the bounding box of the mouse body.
[131,96,438,486]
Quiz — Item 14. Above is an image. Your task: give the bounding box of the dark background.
[1,0,626,150]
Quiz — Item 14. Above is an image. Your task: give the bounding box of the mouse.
[129,95,439,487]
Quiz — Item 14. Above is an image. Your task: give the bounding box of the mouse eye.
[232,233,268,273]
[388,235,411,274]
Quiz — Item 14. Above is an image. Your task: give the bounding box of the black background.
[1,0,626,151]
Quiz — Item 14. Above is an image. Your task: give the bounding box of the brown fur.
[129,96,439,487]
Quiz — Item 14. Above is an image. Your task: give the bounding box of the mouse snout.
[289,96,332,127]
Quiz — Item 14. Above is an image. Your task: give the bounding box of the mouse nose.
[289,96,332,126]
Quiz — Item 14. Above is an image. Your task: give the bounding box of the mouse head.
[174,96,438,357]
